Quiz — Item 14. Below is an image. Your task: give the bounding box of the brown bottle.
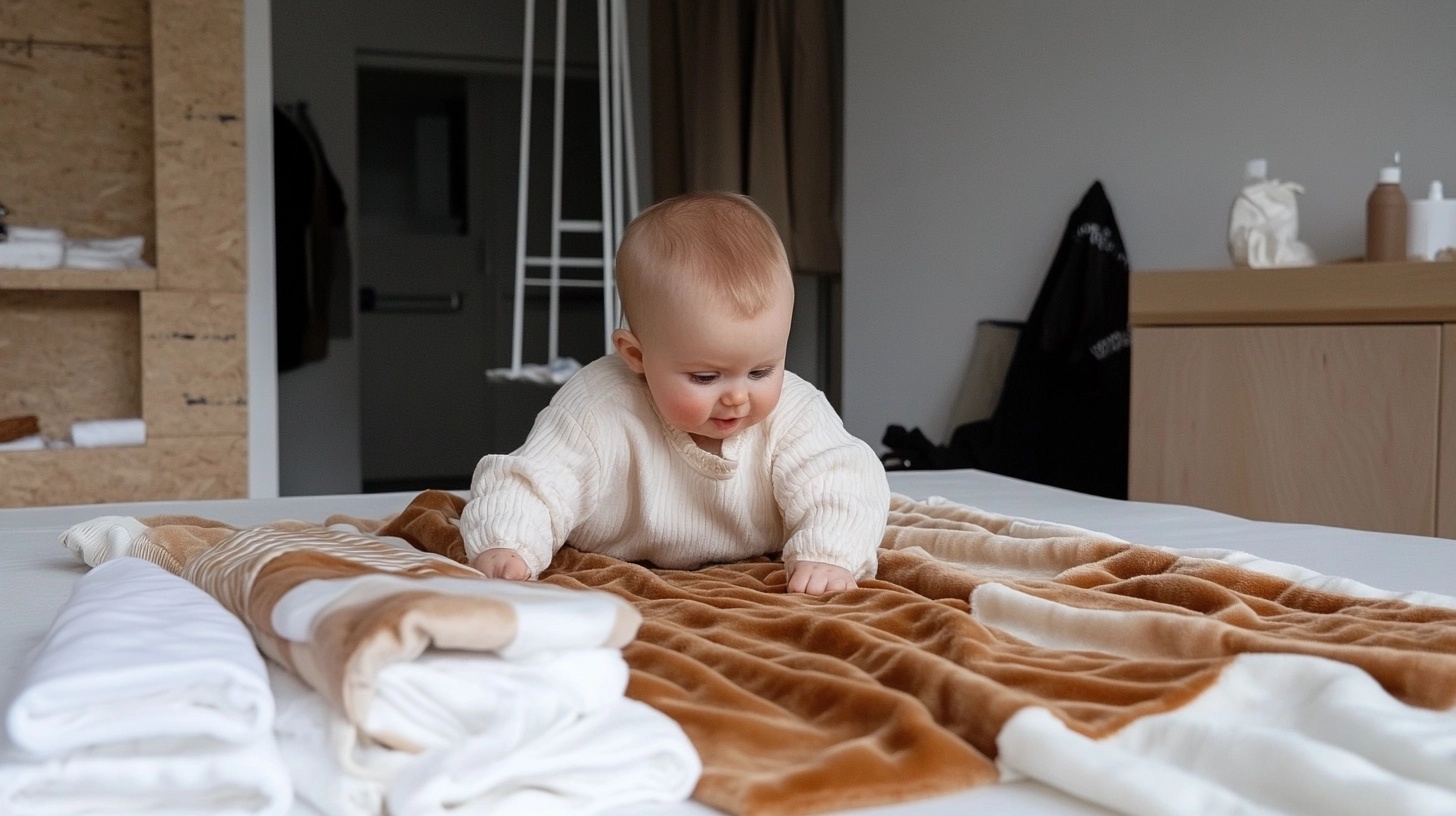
[1366,161,1408,262]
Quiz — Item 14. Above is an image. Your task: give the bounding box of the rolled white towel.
[6,557,274,754]
[0,434,46,452]
[70,418,145,448]
[63,235,147,269]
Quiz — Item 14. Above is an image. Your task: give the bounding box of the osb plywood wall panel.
[0,291,141,438]
[151,0,246,291]
[0,0,150,44]
[0,0,155,250]
[0,435,246,508]
[141,291,247,436]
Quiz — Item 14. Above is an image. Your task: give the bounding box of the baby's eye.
[748,367,775,380]
[689,373,718,385]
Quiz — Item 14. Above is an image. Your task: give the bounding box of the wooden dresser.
[1128,261,1456,538]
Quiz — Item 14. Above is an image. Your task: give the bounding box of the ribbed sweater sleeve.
[460,404,603,578]
[770,387,891,580]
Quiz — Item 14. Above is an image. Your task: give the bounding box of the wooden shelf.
[0,266,157,291]
[0,436,247,509]
[1130,260,1456,326]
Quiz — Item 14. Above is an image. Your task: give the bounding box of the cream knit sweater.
[462,354,890,579]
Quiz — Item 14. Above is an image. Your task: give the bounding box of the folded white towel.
[366,648,629,751]
[0,235,63,269]
[63,235,147,269]
[390,696,701,816]
[0,557,292,816]
[0,736,294,816]
[270,649,699,816]
[70,418,145,448]
[6,226,65,243]
[6,557,273,754]
[0,434,45,452]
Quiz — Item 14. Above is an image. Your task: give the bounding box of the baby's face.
[628,289,792,449]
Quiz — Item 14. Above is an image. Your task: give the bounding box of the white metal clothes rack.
[509,0,640,375]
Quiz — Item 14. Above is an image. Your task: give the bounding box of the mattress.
[2,468,1453,816]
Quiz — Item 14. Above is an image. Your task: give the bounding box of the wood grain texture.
[0,291,142,438]
[1129,325,1440,536]
[0,6,155,252]
[141,291,247,436]
[0,267,157,291]
[1439,326,1456,540]
[0,434,246,507]
[1131,261,1456,326]
[150,0,246,291]
[0,0,150,44]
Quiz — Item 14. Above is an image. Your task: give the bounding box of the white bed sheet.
[2,469,1453,816]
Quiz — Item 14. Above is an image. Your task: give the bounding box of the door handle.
[359,287,464,314]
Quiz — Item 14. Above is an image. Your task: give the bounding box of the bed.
[2,468,1454,816]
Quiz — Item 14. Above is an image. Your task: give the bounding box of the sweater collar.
[635,375,743,480]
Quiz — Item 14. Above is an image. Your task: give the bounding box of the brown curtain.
[650,0,842,276]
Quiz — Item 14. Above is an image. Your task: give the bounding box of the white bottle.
[1407,180,1456,261]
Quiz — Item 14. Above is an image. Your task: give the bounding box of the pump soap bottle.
[1366,153,1408,262]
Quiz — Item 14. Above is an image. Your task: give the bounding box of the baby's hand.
[471,548,530,580]
[786,560,856,595]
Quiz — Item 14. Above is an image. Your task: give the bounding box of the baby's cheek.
[657,389,708,428]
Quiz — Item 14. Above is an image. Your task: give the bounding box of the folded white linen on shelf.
[63,235,146,269]
[0,435,46,452]
[0,556,291,815]
[70,418,146,448]
[0,226,64,269]
[269,649,700,816]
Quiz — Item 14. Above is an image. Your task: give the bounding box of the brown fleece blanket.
[355,490,1456,816]
[81,491,1456,816]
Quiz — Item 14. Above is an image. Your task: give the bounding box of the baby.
[463,192,890,594]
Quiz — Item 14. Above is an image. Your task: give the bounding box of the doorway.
[355,63,609,492]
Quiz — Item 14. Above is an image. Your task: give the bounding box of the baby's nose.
[722,386,748,406]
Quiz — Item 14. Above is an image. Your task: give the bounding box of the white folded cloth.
[6,557,274,754]
[70,418,146,448]
[63,236,147,269]
[0,434,45,452]
[0,557,291,815]
[390,696,702,816]
[0,226,64,269]
[0,738,294,816]
[6,226,64,243]
[271,648,700,816]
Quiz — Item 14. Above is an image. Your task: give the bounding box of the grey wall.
[842,1,1456,449]
[271,0,653,495]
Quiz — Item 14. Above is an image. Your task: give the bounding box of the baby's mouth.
[710,417,743,432]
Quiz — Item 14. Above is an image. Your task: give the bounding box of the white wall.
[842,1,1456,449]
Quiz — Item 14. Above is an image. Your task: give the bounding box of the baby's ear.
[612,328,646,373]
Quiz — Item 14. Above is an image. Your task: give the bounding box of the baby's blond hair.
[615,192,790,325]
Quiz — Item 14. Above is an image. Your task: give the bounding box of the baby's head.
[612,192,794,450]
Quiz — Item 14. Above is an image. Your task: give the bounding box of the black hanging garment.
[273,104,350,373]
[949,181,1131,498]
